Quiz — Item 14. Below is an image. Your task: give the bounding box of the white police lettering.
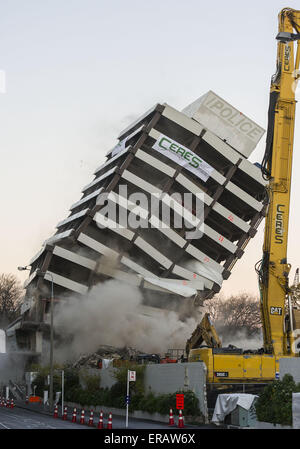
[205,97,263,142]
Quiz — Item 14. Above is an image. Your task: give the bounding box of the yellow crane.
[188,8,300,385]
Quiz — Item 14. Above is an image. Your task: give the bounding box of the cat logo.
[270,307,283,316]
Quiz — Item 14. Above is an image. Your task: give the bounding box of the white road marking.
[0,422,10,429]
[1,413,21,420]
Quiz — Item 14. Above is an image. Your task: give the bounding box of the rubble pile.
[71,345,144,368]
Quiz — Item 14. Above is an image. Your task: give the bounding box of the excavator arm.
[185,313,221,357]
[258,8,300,356]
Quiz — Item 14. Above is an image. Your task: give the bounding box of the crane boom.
[258,8,300,356]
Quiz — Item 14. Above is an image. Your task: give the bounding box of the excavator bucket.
[185,313,222,356]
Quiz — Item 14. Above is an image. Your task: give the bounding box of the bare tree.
[0,274,23,328]
[204,292,262,338]
[291,284,300,307]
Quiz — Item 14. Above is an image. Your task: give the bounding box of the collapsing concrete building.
[6,91,267,357]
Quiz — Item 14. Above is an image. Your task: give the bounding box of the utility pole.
[61,370,64,417]
[48,273,54,412]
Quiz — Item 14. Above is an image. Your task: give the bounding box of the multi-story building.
[6,91,267,359]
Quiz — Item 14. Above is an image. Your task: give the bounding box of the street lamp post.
[61,370,64,416]
[47,272,54,412]
[18,265,55,411]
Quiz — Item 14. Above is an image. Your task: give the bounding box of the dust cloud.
[218,328,263,350]
[52,279,201,363]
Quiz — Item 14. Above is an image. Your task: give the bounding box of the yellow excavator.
[187,8,300,387]
[186,313,222,353]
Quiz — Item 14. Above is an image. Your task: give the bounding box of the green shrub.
[108,364,146,410]
[29,365,82,402]
[64,368,80,391]
[31,365,63,398]
[255,374,300,426]
[175,390,200,416]
[109,382,126,409]
[129,393,143,412]
[139,392,157,414]
[130,390,200,416]
[80,370,101,392]
[157,390,199,416]
[112,364,146,396]
[65,379,201,417]
[65,386,81,402]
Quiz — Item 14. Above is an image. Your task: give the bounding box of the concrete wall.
[5,333,18,353]
[144,362,207,419]
[96,365,116,389]
[97,361,208,420]
[279,358,300,383]
[65,402,171,424]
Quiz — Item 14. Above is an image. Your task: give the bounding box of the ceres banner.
[152,133,214,182]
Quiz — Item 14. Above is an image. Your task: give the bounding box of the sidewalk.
[15,400,53,416]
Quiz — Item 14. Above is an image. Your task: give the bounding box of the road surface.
[0,404,205,429]
[0,405,93,429]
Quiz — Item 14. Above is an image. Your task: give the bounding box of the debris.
[71,345,144,369]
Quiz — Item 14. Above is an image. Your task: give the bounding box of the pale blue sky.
[1,0,300,296]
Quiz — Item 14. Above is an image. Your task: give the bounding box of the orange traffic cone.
[6,399,9,408]
[97,411,104,429]
[71,408,77,423]
[107,412,112,429]
[10,399,14,409]
[177,409,184,428]
[53,404,58,418]
[88,410,94,427]
[168,408,175,426]
[62,406,68,420]
[80,409,85,424]
[0,398,3,407]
